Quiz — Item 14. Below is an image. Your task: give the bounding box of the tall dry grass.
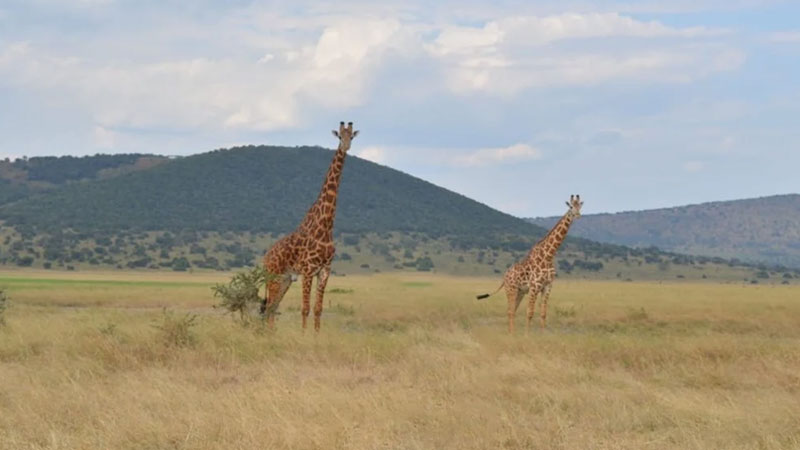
[1,271,799,449]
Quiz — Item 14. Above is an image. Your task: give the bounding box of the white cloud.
[431,13,720,55]
[257,53,275,64]
[300,18,410,109]
[721,135,736,150]
[355,146,388,164]
[0,16,411,132]
[683,161,705,172]
[427,22,504,57]
[428,13,738,95]
[428,12,722,58]
[452,143,542,167]
[438,46,745,95]
[92,125,116,149]
[0,6,746,142]
[768,31,800,43]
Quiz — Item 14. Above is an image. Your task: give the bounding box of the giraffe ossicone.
[476,195,584,333]
[261,121,359,331]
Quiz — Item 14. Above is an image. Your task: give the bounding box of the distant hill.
[0,146,544,241]
[0,148,791,283]
[528,195,800,268]
[0,154,168,205]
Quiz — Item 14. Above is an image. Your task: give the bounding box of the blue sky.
[1,0,798,216]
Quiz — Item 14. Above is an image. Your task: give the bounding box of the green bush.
[171,257,190,271]
[212,266,274,325]
[415,257,434,272]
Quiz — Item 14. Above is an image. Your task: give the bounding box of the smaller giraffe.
[476,195,583,333]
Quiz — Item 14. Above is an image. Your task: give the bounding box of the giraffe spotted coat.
[478,195,583,333]
[261,122,359,331]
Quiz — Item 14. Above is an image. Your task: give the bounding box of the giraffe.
[476,195,583,333]
[260,121,359,331]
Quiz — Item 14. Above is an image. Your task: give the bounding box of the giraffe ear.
[566,201,571,207]
[332,130,340,138]
[352,130,360,138]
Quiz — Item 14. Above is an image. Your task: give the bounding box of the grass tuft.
[152,308,198,348]
[329,287,355,294]
[625,306,649,321]
[554,304,577,318]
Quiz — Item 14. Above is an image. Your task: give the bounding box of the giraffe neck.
[298,143,348,238]
[529,213,574,263]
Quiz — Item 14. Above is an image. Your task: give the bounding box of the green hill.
[0,146,542,240]
[0,148,791,282]
[528,195,800,268]
[0,154,168,205]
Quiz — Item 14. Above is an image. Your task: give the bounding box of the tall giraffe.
[476,195,583,333]
[260,121,359,331]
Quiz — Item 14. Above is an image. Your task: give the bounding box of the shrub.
[16,256,34,267]
[212,266,274,325]
[153,308,198,348]
[415,257,434,272]
[171,257,190,271]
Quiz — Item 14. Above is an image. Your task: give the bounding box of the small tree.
[212,266,275,325]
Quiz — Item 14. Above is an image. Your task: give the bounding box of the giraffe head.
[565,194,583,219]
[331,121,359,151]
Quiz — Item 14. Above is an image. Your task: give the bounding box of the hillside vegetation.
[0,149,789,282]
[0,146,539,238]
[0,154,168,205]
[529,195,800,269]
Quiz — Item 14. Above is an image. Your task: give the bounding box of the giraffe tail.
[476,281,504,300]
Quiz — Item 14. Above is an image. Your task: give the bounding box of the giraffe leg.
[505,285,521,334]
[526,288,539,333]
[300,275,313,330]
[265,280,280,328]
[540,284,552,328]
[514,290,525,313]
[314,266,331,332]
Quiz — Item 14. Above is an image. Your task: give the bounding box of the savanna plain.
[1,270,799,450]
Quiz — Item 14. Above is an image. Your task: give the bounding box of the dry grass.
[1,270,799,449]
